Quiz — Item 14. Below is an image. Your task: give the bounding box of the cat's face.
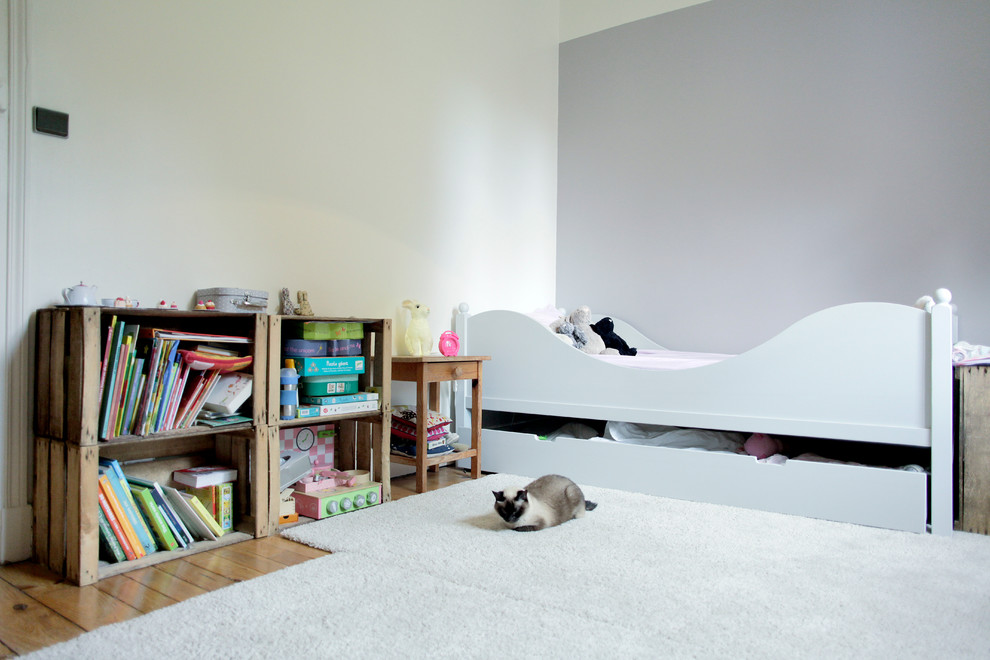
[493,487,528,523]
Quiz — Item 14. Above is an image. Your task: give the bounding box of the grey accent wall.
[558,0,990,353]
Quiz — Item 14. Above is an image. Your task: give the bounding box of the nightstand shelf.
[390,355,489,493]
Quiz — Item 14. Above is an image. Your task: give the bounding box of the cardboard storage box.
[291,321,364,340]
[300,374,360,396]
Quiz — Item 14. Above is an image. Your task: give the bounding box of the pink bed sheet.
[594,348,733,371]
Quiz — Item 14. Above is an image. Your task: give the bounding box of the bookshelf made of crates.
[33,307,271,585]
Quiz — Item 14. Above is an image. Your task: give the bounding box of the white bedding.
[595,348,732,370]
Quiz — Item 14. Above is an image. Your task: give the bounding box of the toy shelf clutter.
[34,307,270,586]
[265,315,392,525]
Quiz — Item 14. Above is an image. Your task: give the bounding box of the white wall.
[25,0,559,340]
[2,0,559,561]
[558,0,990,353]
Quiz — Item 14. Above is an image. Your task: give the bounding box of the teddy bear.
[549,317,587,349]
[590,317,637,356]
[568,306,617,355]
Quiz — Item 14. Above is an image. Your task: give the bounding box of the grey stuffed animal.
[568,306,617,355]
[549,318,587,349]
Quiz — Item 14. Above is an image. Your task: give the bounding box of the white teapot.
[62,282,99,306]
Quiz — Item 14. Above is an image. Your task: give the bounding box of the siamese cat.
[492,474,597,532]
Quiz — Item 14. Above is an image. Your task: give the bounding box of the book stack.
[173,466,237,533]
[389,405,456,458]
[95,459,236,565]
[96,319,253,440]
[292,352,377,418]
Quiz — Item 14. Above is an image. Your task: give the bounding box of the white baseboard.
[1,504,33,563]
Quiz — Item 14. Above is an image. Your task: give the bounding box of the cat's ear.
[516,489,528,502]
[493,490,505,501]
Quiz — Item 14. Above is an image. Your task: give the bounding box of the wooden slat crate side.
[252,424,273,538]
[336,419,356,471]
[265,315,281,427]
[65,444,100,585]
[32,436,51,567]
[66,308,101,446]
[35,311,53,437]
[960,366,990,535]
[252,314,268,427]
[48,309,68,441]
[355,423,371,473]
[375,417,392,503]
[47,439,67,577]
[263,425,279,537]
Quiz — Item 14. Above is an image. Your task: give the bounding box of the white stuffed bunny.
[402,299,433,356]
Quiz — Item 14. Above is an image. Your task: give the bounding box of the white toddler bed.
[454,291,956,534]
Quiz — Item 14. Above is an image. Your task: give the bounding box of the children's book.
[96,487,137,561]
[97,506,127,563]
[162,486,218,542]
[97,471,148,557]
[172,466,237,488]
[130,485,179,551]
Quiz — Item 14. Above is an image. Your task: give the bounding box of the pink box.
[279,424,334,469]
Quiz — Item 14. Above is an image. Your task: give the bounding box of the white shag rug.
[28,474,990,659]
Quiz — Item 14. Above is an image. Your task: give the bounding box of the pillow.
[526,304,566,329]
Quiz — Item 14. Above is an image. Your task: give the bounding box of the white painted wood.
[481,429,928,533]
[0,0,33,564]
[455,292,954,534]
[929,291,954,535]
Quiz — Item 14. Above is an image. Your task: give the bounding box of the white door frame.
[2,0,32,564]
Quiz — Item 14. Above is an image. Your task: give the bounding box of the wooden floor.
[0,467,475,658]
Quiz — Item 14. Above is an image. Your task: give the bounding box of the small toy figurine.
[195,300,207,310]
[157,300,168,309]
[169,301,178,309]
[205,300,216,310]
[296,290,314,316]
[402,299,432,356]
[279,287,297,315]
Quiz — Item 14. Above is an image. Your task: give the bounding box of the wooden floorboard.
[0,468,474,656]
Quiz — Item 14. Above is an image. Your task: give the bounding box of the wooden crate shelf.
[265,315,393,525]
[33,307,272,585]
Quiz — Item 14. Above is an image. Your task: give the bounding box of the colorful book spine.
[99,460,157,554]
[217,482,233,531]
[98,474,146,558]
[130,485,179,551]
[98,319,126,439]
[187,485,217,518]
[97,488,137,561]
[97,506,127,563]
[183,492,225,538]
[97,315,117,405]
[128,475,192,548]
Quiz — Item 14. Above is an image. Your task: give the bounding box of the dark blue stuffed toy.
[590,317,637,356]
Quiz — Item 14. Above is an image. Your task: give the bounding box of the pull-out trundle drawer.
[477,429,928,533]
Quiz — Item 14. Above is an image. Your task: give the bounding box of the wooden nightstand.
[390,355,490,493]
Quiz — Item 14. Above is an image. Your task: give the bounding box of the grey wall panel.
[558,0,990,353]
